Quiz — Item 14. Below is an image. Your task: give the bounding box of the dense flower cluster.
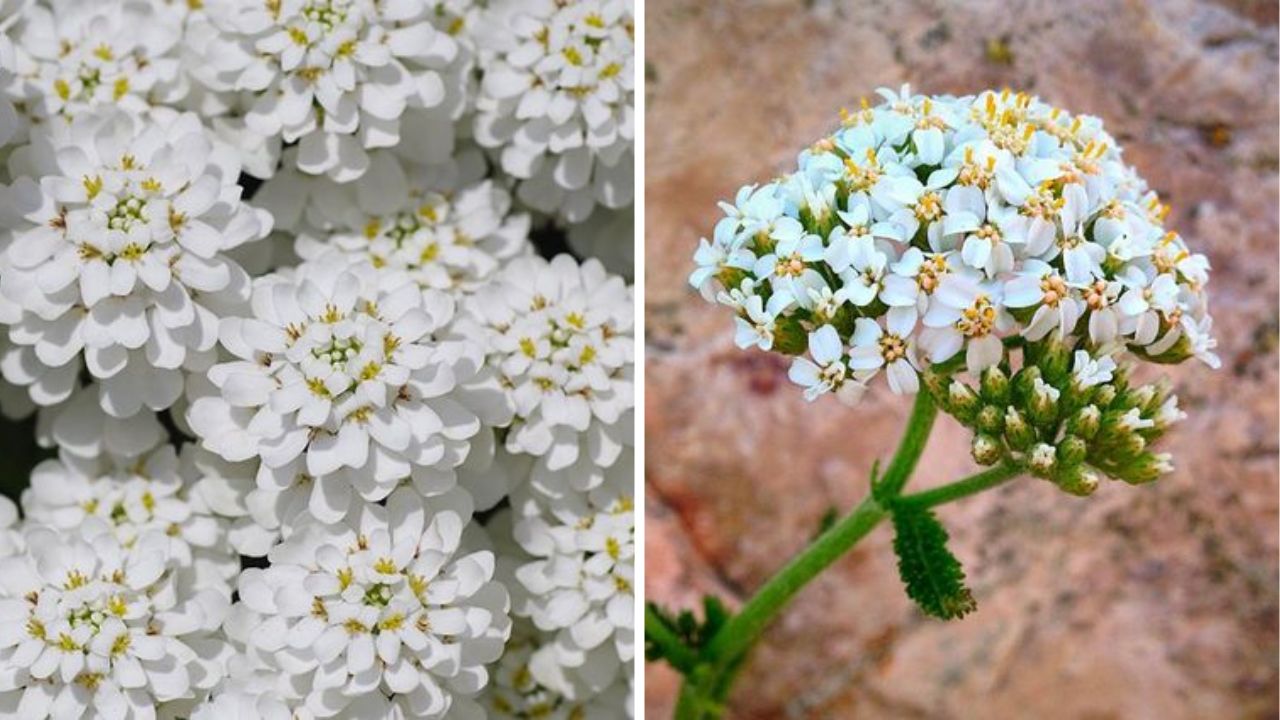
[692,86,1215,487]
[0,1,635,717]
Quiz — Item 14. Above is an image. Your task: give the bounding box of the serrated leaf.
[890,505,977,620]
[701,595,730,638]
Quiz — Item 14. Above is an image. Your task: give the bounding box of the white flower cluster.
[0,0,635,717]
[691,86,1217,404]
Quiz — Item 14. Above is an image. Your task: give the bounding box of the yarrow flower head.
[463,254,634,494]
[0,110,270,417]
[198,0,459,181]
[0,524,229,718]
[188,258,485,525]
[474,0,635,222]
[233,487,510,719]
[691,86,1217,406]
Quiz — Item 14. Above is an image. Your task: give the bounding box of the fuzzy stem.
[667,392,939,718]
[895,462,1021,509]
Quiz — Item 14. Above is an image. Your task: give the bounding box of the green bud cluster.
[922,339,1183,496]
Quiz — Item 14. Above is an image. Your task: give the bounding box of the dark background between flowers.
[644,0,1278,718]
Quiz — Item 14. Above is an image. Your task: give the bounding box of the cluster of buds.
[925,339,1186,495]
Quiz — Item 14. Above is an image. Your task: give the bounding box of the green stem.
[701,493,888,665]
[874,390,938,497]
[896,462,1021,510]
[658,390,1030,718]
[646,605,700,674]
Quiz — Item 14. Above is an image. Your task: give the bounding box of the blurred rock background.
[643,0,1279,717]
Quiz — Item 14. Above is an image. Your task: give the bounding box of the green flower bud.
[1003,406,1036,451]
[1092,383,1117,408]
[772,316,808,356]
[1027,377,1061,428]
[946,379,981,423]
[979,366,1010,405]
[1066,405,1101,439]
[1054,465,1100,496]
[1112,452,1173,485]
[1036,338,1073,387]
[1012,365,1042,404]
[921,367,950,399]
[971,433,1004,465]
[976,404,1004,434]
[1094,415,1147,461]
[1056,435,1088,468]
[1027,442,1057,478]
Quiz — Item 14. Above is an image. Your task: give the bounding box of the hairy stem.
[895,462,1021,509]
[668,392,938,718]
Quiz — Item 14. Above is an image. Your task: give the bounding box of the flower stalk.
[653,392,1023,719]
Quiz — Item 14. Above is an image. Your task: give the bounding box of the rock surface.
[644,0,1279,718]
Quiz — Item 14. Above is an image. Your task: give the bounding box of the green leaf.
[890,504,977,620]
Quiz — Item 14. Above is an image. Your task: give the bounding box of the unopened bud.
[976,404,1004,434]
[1038,338,1073,386]
[946,379,980,423]
[1092,383,1117,408]
[980,366,1010,405]
[1066,404,1101,439]
[972,433,1004,465]
[1012,365,1042,404]
[1003,406,1035,450]
[1028,442,1057,478]
[1115,452,1173,485]
[1028,377,1061,427]
[1054,465,1100,496]
[1056,435,1088,468]
[921,367,950,401]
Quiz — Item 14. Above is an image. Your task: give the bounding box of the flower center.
[956,295,997,337]
[914,192,943,222]
[1039,275,1068,306]
[1083,280,1110,310]
[879,333,907,362]
[774,254,806,278]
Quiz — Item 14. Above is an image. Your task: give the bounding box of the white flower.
[0,525,229,718]
[22,444,239,593]
[512,474,633,693]
[788,325,858,403]
[198,0,458,181]
[463,255,633,493]
[695,87,1216,406]
[848,308,920,395]
[296,178,531,294]
[482,620,631,718]
[235,487,509,719]
[474,0,635,222]
[0,111,269,417]
[1072,349,1116,388]
[922,274,1008,372]
[189,260,484,524]
[4,1,185,123]
[1002,260,1083,341]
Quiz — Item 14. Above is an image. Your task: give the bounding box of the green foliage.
[890,504,976,620]
[645,596,733,673]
